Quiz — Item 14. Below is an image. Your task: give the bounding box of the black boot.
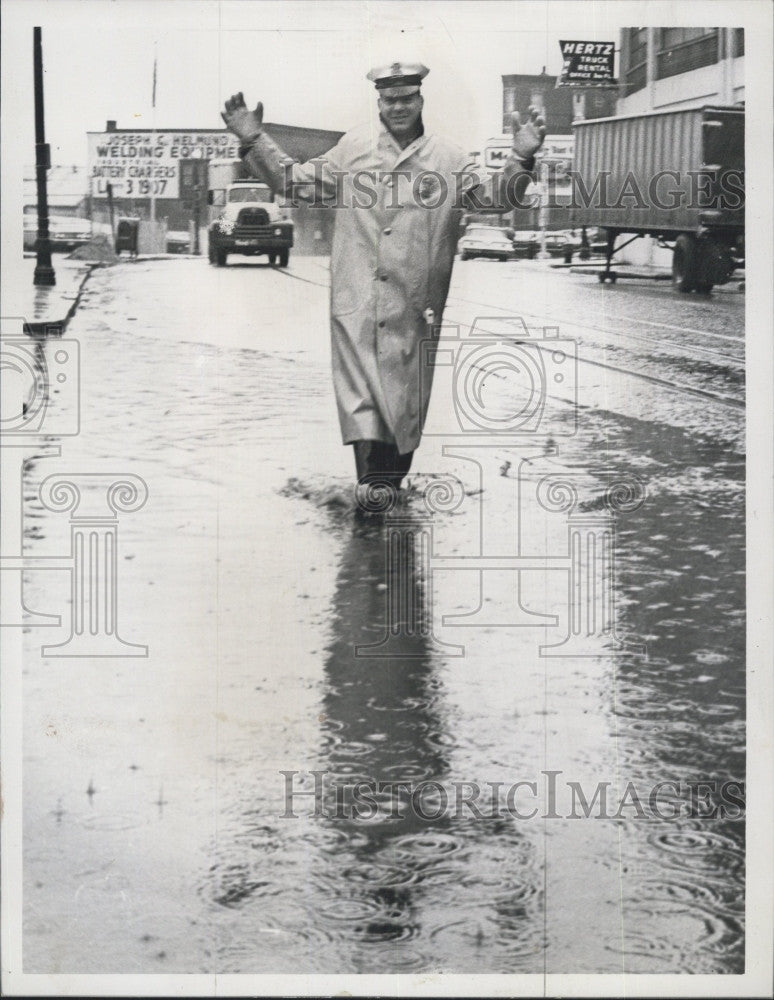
[353,440,414,490]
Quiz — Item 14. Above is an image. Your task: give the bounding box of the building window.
[733,28,744,57]
[656,27,719,80]
[501,87,517,130]
[622,27,648,96]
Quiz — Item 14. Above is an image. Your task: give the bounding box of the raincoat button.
[383,227,392,235]
[380,274,388,281]
[378,320,386,328]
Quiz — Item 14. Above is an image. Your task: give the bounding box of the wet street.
[21,254,745,974]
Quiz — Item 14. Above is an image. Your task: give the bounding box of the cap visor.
[378,84,421,97]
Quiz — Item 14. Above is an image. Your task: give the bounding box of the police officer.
[222,63,545,492]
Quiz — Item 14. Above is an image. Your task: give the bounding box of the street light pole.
[536,158,551,260]
[192,184,201,255]
[106,182,116,244]
[33,26,55,286]
[191,149,204,255]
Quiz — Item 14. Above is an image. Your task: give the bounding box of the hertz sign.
[557,40,617,87]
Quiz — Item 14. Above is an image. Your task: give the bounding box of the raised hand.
[221,93,264,142]
[510,106,547,161]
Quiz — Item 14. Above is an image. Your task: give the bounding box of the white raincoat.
[289,121,477,455]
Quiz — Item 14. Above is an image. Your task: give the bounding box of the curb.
[22,254,207,336]
[118,253,205,262]
[515,257,607,270]
[24,264,98,336]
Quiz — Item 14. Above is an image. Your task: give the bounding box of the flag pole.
[150,45,157,222]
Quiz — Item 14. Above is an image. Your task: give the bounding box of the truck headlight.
[274,227,282,235]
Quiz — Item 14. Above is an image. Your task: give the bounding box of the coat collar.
[378,116,429,167]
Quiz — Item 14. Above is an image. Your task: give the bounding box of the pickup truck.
[207,177,293,267]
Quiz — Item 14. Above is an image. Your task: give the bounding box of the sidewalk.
[12,256,96,334]
[11,251,216,336]
[518,255,745,282]
[565,259,746,292]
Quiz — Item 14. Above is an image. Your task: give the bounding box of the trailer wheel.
[695,237,734,294]
[695,243,713,293]
[672,234,698,292]
[278,249,289,267]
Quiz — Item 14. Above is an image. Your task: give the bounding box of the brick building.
[501,70,616,134]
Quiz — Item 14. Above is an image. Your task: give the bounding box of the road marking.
[443,312,744,411]
[445,293,744,364]
[596,308,744,346]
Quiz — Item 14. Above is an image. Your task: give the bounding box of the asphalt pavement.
[17,253,745,974]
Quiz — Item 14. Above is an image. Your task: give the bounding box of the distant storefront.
[23,165,90,217]
[493,72,616,232]
[480,133,574,231]
[88,127,237,224]
[87,121,343,249]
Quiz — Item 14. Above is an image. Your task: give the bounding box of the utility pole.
[536,158,551,260]
[106,182,116,244]
[192,183,201,255]
[33,26,55,286]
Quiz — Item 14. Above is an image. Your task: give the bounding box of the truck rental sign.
[557,40,617,87]
[87,131,239,199]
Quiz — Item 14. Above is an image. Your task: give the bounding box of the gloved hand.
[221,93,264,143]
[510,105,547,162]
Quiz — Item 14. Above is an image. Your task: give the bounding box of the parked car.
[166,230,191,254]
[582,228,609,254]
[512,231,576,259]
[458,225,516,262]
[543,232,577,259]
[511,230,540,259]
[23,214,92,252]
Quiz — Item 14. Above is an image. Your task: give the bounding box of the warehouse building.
[614,27,745,266]
[617,27,745,115]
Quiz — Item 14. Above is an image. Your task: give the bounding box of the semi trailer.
[570,106,744,293]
